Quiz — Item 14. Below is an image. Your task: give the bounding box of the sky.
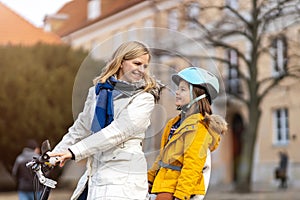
[0,0,71,27]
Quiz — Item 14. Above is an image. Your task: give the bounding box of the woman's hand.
[47,151,72,167]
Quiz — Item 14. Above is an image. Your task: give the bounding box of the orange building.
[0,2,61,46]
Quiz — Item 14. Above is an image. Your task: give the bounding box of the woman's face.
[117,54,149,83]
[175,80,191,107]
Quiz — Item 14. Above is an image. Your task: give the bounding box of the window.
[186,2,200,29]
[44,23,51,32]
[88,0,101,20]
[273,108,289,145]
[168,10,179,30]
[143,19,154,44]
[226,49,241,94]
[190,57,200,67]
[128,26,137,41]
[144,19,153,27]
[90,39,101,59]
[113,32,123,50]
[225,0,239,9]
[225,0,239,16]
[271,36,288,77]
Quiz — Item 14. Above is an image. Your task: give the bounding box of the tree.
[0,43,101,174]
[186,0,300,192]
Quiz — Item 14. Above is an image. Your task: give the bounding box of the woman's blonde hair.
[93,41,157,92]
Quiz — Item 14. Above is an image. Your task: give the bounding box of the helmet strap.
[189,84,194,103]
[177,84,206,114]
[178,94,206,114]
[187,84,206,109]
[186,94,206,109]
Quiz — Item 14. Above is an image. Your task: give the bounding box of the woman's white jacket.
[52,86,155,200]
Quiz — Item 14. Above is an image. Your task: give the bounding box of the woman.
[148,67,227,200]
[49,41,160,200]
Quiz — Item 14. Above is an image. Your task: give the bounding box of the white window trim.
[273,108,289,146]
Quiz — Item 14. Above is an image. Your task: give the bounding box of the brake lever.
[26,153,57,189]
[35,165,57,188]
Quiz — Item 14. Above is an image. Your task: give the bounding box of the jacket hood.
[201,113,228,151]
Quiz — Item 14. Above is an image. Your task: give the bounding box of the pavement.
[0,189,72,200]
[0,185,299,200]
[205,187,300,200]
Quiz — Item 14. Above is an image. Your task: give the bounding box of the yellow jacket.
[148,113,227,200]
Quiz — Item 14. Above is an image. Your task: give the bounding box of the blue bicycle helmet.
[172,67,219,107]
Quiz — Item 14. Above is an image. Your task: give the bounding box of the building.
[0,2,61,46]
[45,0,300,188]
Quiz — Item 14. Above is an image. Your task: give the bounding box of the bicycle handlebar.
[26,160,57,189]
[26,154,57,189]
[26,140,59,200]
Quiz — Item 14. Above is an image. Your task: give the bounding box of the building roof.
[48,0,145,37]
[0,2,61,46]
[48,0,88,37]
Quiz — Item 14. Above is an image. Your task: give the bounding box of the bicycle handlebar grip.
[38,153,50,163]
[48,157,60,166]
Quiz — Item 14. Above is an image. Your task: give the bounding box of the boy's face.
[175,80,191,107]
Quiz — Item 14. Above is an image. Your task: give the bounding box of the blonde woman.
[49,41,160,200]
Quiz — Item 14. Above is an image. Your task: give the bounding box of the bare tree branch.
[218,29,252,41]
[201,35,248,63]
[224,5,252,28]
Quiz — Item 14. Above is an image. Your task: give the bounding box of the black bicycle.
[26,140,58,200]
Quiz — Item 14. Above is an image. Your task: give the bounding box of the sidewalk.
[0,189,72,200]
[0,186,299,200]
[206,188,300,200]
[205,184,300,200]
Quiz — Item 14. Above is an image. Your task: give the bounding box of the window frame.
[88,0,101,20]
[186,1,200,29]
[226,48,240,94]
[270,35,288,77]
[225,0,239,10]
[168,9,179,30]
[273,108,289,146]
